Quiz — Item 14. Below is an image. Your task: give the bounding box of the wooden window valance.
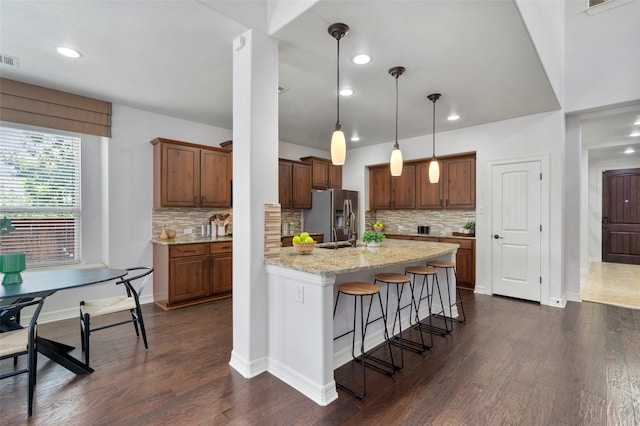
[0,78,111,137]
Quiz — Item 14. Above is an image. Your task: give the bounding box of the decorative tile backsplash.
[152,208,233,238]
[264,204,281,260]
[365,210,476,235]
[281,209,302,234]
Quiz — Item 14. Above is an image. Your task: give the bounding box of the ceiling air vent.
[1,54,19,67]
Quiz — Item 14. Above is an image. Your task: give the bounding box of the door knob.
[493,234,503,239]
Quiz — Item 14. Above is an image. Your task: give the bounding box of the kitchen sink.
[316,241,354,249]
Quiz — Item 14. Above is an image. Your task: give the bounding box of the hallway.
[581,261,640,310]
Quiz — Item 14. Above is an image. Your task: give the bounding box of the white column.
[229,29,279,377]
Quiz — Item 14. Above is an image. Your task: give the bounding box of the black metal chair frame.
[333,284,396,399]
[1,296,45,416]
[426,263,466,331]
[414,268,451,336]
[80,266,152,366]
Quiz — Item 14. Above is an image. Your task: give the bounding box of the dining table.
[0,268,128,374]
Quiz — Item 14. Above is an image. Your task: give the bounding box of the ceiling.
[0,0,638,160]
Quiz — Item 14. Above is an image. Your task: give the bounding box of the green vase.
[0,252,26,285]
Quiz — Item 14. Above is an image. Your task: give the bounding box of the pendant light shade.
[328,23,349,166]
[427,93,442,184]
[389,66,405,176]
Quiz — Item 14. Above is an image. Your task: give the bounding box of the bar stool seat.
[426,261,466,330]
[374,272,428,369]
[333,281,395,399]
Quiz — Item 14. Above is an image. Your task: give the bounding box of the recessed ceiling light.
[351,136,360,142]
[624,147,635,154]
[448,114,460,121]
[630,131,640,137]
[634,119,640,125]
[56,46,81,58]
[339,88,354,96]
[352,54,372,65]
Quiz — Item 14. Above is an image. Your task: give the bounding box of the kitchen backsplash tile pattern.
[264,204,281,260]
[365,210,476,235]
[152,208,233,238]
[281,209,302,234]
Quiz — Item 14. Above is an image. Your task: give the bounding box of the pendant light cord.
[336,37,341,127]
[395,76,399,145]
[432,97,436,160]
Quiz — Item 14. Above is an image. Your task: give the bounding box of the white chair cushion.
[0,328,29,357]
[81,296,136,317]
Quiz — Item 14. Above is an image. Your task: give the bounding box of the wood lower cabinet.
[153,241,232,309]
[387,234,476,289]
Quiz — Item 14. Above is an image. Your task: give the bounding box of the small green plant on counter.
[463,221,476,230]
[362,230,385,244]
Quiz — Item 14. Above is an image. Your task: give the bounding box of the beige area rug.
[581,261,640,310]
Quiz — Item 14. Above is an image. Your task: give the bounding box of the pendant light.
[427,93,442,183]
[328,23,349,166]
[389,66,405,176]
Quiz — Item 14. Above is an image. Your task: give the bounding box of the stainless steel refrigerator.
[303,189,359,242]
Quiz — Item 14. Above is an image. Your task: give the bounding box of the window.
[0,126,81,267]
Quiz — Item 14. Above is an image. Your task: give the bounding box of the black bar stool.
[426,260,467,331]
[404,265,446,339]
[374,272,428,370]
[333,281,395,399]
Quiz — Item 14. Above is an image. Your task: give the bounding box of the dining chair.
[0,296,46,416]
[79,266,153,366]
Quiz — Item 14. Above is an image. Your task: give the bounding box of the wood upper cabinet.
[300,156,342,189]
[279,159,311,209]
[151,138,231,208]
[369,165,392,210]
[415,153,476,210]
[368,164,415,210]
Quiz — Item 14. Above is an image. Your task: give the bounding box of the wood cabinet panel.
[392,164,416,209]
[170,255,209,302]
[301,156,342,190]
[444,157,475,209]
[210,242,232,295]
[152,138,231,208]
[369,166,392,210]
[279,160,311,209]
[416,161,442,209]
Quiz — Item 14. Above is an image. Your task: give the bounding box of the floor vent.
[1,54,19,67]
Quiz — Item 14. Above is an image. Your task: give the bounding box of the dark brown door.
[602,168,640,265]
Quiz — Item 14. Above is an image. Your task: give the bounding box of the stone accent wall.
[264,204,281,260]
[364,210,476,235]
[152,208,233,238]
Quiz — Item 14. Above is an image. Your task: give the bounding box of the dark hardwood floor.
[2,291,639,425]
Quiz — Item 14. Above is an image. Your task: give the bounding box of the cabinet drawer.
[170,243,208,258]
[210,241,233,254]
[440,238,473,250]
[412,236,440,242]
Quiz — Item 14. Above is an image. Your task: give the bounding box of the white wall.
[38,104,232,322]
[279,140,329,162]
[565,0,640,112]
[345,110,565,305]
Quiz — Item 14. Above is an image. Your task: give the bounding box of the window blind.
[0,126,81,267]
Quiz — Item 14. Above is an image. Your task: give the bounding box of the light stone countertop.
[385,232,476,240]
[265,238,458,275]
[151,235,233,245]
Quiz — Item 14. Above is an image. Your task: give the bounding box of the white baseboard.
[267,357,338,406]
[228,350,268,378]
[565,291,581,303]
[548,294,567,308]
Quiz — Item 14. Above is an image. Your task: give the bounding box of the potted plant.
[373,221,384,232]
[0,216,26,285]
[362,230,385,247]
[463,221,476,234]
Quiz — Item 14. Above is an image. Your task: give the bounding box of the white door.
[491,161,542,302]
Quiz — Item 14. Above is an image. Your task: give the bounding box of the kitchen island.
[263,239,458,405]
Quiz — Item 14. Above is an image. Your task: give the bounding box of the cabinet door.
[162,143,199,207]
[369,166,392,210]
[169,255,209,302]
[416,161,443,209]
[210,253,232,295]
[310,159,329,189]
[201,149,231,207]
[392,164,415,209]
[291,162,312,209]
[278,161,293,209]
[328,163,342,189]
[454,249,474,287]
[444,157,475,209]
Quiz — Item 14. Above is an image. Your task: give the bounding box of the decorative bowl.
[293,242,315,254]
[166,229,176,239]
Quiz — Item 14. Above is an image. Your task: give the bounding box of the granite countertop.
[151,235,233,245]
[265,239,458,275]
[281,232,323,238]
[386,232,476,240]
